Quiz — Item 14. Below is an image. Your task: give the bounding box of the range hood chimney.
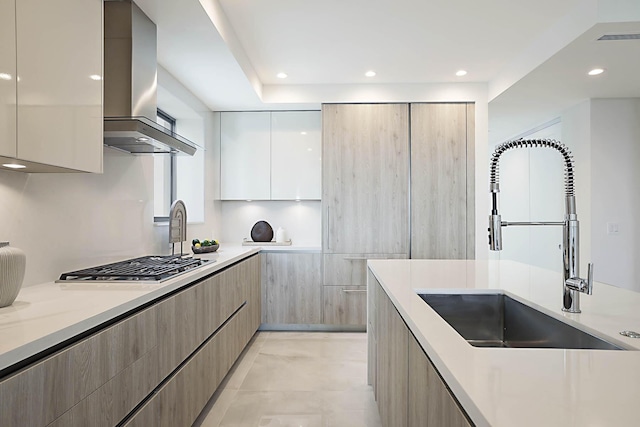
[103,0,196,155]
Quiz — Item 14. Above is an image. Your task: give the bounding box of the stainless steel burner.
[58,255,210,282]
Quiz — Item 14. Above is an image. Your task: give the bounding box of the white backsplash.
[220,200,321,246]
[0,148,164,287]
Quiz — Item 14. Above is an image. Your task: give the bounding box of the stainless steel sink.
[419,293,624,350]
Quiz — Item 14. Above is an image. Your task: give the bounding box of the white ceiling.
[133,0,640,139]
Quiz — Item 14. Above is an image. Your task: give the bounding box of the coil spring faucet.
[488,138,593,313]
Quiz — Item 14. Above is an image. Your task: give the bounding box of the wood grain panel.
[0,306,157,426]
[264,252,322,324]
[323,253,407,287]
[322,103,410,254]
[367,271,379,395]
[466,103,476,259]
[322,286,367,326]
[411,103,469,259]
[376,281,408,427]
[408,335,472,427]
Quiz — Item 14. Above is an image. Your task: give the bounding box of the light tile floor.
[193,332,382,427]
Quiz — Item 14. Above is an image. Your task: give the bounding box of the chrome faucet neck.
[487,138,593,313]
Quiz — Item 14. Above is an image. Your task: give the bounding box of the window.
[154,109,177,222]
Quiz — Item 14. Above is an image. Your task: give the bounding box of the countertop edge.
[0,246,260,374]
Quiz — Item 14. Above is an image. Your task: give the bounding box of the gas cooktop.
[58,255,210,283]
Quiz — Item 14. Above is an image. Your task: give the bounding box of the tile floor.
[193,332,382,427]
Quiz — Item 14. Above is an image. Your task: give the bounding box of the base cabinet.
[369,275,472,427]
[262,252,322,325]
[0,255,261,427]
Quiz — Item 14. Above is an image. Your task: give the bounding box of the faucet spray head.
[489,214,502,250]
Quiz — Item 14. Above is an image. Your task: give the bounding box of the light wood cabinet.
[376,278,409,427]
[262,252,322,324]
[410,103,475,259]
[0,0,16,158]
[408,337,472,427]
[0,306,158,427]
[220,112,271,200]
[2,255,261,427]
[221,111,322,200]
[271,111,322,200]
[322,103,410,254]
[369,273,472,427]
[10,0,103,173]
[323,254,407,327]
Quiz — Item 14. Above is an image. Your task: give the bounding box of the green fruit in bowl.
[202,240,211,246]
[192,238,200,245]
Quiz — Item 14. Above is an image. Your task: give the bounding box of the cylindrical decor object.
[0,242,26,307]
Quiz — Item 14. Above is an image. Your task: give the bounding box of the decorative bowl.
[192,244,219,254]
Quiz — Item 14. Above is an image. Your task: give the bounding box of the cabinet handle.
[343,256,368,261]
[342,289,367,293]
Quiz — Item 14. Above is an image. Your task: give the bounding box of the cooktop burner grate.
[59,255,208,282]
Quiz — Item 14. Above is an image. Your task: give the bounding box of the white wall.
[0,149,160,287]
[590,98,640,290]
[491,98,640,292]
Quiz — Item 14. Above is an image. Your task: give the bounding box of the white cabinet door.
[0,0,16,158]
[16,0,103,173]
[271,111,321,200]
[221,112,271,200]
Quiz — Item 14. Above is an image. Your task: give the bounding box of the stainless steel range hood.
[104,0,196,156]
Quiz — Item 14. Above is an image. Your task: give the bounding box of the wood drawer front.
[323,254,407,287]
[47,350,160,427]
[124,304,253,427]
[322,286,367,325]
[0,306,157,427]
[156,262,248,377]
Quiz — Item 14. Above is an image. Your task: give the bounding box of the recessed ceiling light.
[0,73,12,80]
[300,131,307,135]
[277,72,288,79]
[588,68,605,76]
[365,70,376,77]
[456,70,468,77]
[3,163,26,169]
[89,74,102,81]
[136,137,149,142]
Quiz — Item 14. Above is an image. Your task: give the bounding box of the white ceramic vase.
[0,242,26,307]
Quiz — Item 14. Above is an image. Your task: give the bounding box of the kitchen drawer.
[322,285,367,326]
[0,305,157,427]
[123,303,252,427]
[323,254,407,287]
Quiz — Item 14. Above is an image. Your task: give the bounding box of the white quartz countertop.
[368,259,640,427]
[0,245,259,374]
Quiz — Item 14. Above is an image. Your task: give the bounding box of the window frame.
[154,109,178,223]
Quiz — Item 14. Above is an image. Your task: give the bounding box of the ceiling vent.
[597,33,640,41]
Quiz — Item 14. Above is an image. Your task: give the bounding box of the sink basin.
[419,293,624,350]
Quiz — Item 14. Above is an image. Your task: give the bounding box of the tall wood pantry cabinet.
[321,102,474,327]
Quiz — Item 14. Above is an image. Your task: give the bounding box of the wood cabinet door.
[263,252,322,324]
[376,281,408,427]
[322,103,410,254]
[408,335,472,427]
[410,103,475,259]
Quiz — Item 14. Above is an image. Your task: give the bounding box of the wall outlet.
[607,222,620,235]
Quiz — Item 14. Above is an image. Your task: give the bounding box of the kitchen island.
[368,259,640,427]
[0,245,261,426]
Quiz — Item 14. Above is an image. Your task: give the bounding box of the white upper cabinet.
[220,111,321,201]
[271,111,321,200]
[11,0,103,173]
[221,112,271,200]
[0,0,16,158]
